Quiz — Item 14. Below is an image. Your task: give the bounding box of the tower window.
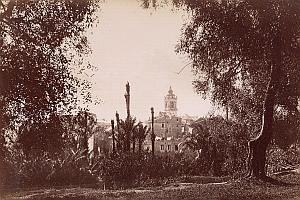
[161,145,164,151]
[170,102,174,108]
[162,123,164,128]
[175,145,179,151]
[168,145,171,151]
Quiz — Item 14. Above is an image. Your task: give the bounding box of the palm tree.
[119,117,139,152]
[136,123,149,154]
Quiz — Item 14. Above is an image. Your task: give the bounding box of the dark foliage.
[1,149,97,188]
[0,0,98,139]
[183,116,249,176]
[95,151,233,189]
[140,0,300,178]
[0,0,99,187]
[176,0,300,178]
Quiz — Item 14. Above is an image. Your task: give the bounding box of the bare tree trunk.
[124,83,131,152]
[115,112,122,152]
[151,107,155,157]
[247,36,281,178]
[111,120,115,155]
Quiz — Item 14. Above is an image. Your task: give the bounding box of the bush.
[46,150,98,186]
[1,149,98,189]
[94,152,221,189]
[17,156,54,186]
[267,144,300,174]
[95,152,183,189]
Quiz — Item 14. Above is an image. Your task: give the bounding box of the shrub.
[47,149,98,186]
[1,149,98,188]
[267,144,300,174]
[95,152,199,189]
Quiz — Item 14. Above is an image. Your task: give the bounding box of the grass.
[1,174,300,200]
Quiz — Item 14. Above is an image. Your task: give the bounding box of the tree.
[273,107,300,150]
[0,0,98,157]
[119,117,139,152]
[176,0,300,178]
[0,1,99,182]
[183,116,248,175]
[17,114,66,158]
[73,111,97,157]
[136,123,149,154]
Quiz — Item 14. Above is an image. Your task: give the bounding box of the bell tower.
[164,86,177,116]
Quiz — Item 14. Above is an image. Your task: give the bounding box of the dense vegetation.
[175,0,300,178]
[0,0,299,191]
[0,0,98,188]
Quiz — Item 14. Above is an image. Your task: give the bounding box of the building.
[144,87,190,154]
[88,119,112,156]
[164,86,178,116]
[89,86,197,156]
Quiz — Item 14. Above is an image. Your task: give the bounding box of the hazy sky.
[86,0,213,121]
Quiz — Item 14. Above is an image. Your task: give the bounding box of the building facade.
[89,87,196,156]
[144,87,189,154]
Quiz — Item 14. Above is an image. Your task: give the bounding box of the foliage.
[0,0,99,163]
[176,0,300,109]
[273,107,300,149]
[95,151,231,189]
[0,148,97,188]
[47,149,98,186]
[183,116,249,176]
[177,0,300,130]
[174,0,300,177]
[0,0,98,120]
[16,115,65,158]
[136,123,149,153]
[140,0,300,177]
[267,144,300,174]
[95,153,171,189]
[116,117,140,152]
[96,153,143,188]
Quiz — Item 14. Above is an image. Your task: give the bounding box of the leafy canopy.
[0,0,99,156]
[177,0,300,107]
[175,0,300,142]
[140,0,300,147]
[0,0,98,123]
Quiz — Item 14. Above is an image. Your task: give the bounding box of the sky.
[85,0,214,121]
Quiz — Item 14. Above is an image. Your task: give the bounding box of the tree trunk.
[247,69,279,178]
[111,120,116,155]
[247,36,281,178]
[132,137,136,153]
[151,107,155,157]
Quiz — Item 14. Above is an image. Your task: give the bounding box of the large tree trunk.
[247,37,281,178]
[247,73,276,178]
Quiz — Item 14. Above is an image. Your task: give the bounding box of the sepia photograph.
[0,0,300,199]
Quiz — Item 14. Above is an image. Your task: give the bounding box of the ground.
[1,174,300,200]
